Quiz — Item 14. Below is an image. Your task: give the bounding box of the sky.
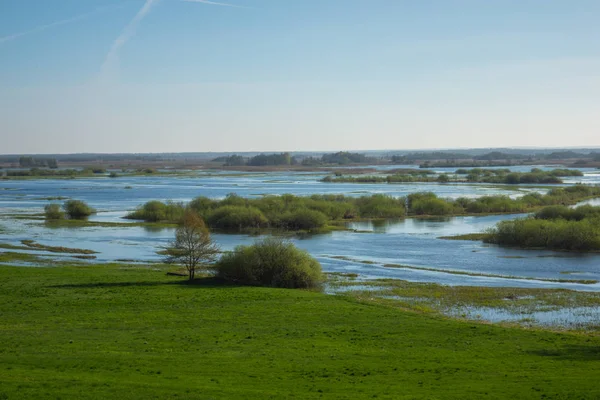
[0,0,599,154]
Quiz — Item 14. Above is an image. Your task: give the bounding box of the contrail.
[181,0,248,8]
[0,3,127,45]
[100,0,161,80]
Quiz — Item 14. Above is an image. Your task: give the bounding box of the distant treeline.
[19,157,58,168]
[2,149,600,167]
[213,153,296,166]
[3,167,157,178]
[303,152,376,165]
[213,152,377,167]
[393,151,531,163]
[5,168,94,177]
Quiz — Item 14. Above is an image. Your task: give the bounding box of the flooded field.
[1,166,600,294]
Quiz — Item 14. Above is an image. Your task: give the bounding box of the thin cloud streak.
[0,3,127,45]
[100,0,161,81]
[181,0,248,9]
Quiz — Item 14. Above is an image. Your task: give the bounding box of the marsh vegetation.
[45,200,95,220]
[485,204,600,251]
[322,168,585,185]
[124,186,600,232]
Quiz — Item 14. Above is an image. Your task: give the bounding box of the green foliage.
[247,153,295,166]
[215,238,323,288]
[223,155,246,166]
[320,151,373,165]
[474,151,528,161]
[486,204,600,251]
[323,167,582,185]
[437,173,450,183]
[62,200,95,219]
[354,194,406,218]
[458,168,583,184]
[129,186,600,231]
[87,167,106,174]
[534,205,600,221]
[391,152,470,162]
[44,204,65,220]
[19,156,58,168]
[277,209,328,230]
[207,206,268,230]
[411,197,455,215]
[486,218,600,251]
[7,168,79,177]
[126,200,185,223]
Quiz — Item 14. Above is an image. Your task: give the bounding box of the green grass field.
[1,264,599,399]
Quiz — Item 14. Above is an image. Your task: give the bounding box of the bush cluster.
[214,238,323,288]
[44,204,64,220]
[486,204,600,251]
[486,218,600,251]
[127,193,406,231]
[126,200,184,223]
[322,168,584,185]
[44,200,96,220]
[125,185,600,229]
[458,168,583,184]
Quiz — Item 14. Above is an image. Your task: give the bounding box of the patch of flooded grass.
[438,233,490,241]
[20,240,98,254]
[323,255,599,285]
[382,263,598,285]
[327,277,600,331]
[0,240,98,255]
[72,255,97,260]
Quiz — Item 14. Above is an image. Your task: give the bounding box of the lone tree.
[164,210,220,281]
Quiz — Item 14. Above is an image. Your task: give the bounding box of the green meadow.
[0,264,599,399]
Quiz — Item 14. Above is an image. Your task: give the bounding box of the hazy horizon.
[2,0,599,153]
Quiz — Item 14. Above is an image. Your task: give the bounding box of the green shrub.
[437,174,450,183]
[355,194,405,218]
[411,197,454,215]
[125,200,185,223]
[63,200,95,219]
[486,218,600,251]
[277,209,328,230]
[207,206,268,230]
[44,204,65,220]
[189,196,218,216]
[215,238,323,288]
[534,205,600,221]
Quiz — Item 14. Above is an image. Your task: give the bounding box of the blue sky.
[1,0,599,154]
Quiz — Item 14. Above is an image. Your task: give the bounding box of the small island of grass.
[484,204,600,251]
[123,185,600,232]
[321,168,585,185]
